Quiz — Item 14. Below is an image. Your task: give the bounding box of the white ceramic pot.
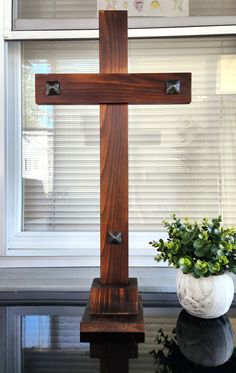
[176,270,234,319]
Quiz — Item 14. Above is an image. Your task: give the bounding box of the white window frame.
[1,0,236,267]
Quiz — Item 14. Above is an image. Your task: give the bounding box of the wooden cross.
[36,11,191,335]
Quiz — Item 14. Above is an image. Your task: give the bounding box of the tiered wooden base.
[80,278,144,342]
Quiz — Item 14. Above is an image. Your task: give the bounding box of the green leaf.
[194,268,205,277]
[182,246,188,255]
[194,248,205,257]
[189,231,196,241]
[203,243,211,252]
[231,266,236,275]
[181,233,191,245]
[210,244,218,254]
[209,261,221,273]
[219,255,229,265]
[171,245,179,254]
[193,239,204,249]
[179,256,193,267]
[180,265,189,274]
[217,249,224,257]
[192,271,201,278]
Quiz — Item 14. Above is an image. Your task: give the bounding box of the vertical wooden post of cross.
[99,11,129,287]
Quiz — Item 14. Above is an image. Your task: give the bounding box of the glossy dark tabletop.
[1,303,236,372]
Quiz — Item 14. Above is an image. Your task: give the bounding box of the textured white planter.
[176,270,234,319]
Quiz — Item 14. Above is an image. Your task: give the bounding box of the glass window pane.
[22,41,100,231]
[129,38,236,231]
[17,0,236,19]
[22,37,236,233]
[19,0,97,19]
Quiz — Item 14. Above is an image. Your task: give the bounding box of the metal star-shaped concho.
[166,80,181,94]
[108,231,123,245]
[46,81,61,96]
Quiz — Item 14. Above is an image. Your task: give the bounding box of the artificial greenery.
[149,215,236,278]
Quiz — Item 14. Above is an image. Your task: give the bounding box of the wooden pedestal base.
[80,296,144,342]
[89,278,138,315]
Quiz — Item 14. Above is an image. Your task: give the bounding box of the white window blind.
[19,0,97,18]
[18,0,236,19]
[22,37,236,233]
[190,0,236,16]
[22,41,100,232]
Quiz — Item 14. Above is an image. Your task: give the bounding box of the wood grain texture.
[99,11,128,74]
[100,11,129,285]
[100,105,128,285]
[35,73,191,105]
[89,278,138,315]
[80,296,145,335]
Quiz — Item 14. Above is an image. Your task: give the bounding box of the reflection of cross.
[36,11,191,335]
[89,335,140,373]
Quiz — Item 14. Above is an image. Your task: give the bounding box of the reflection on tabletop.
[1,305,236,372]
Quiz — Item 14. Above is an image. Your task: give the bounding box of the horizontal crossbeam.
[35,73,191,105]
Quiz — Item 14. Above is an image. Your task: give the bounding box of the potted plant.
[149,215,236,318]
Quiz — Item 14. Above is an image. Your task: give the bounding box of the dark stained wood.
[90,340,138,373]
[81,331,145,343]
[90,340,138,359]
[35,73,191,105]
[80,296,145,336]
[99,11,128,74]
[99,11,129,286]
[100,104,128,285]
[89,278,138,315]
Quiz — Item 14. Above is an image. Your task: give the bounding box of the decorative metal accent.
[166,80,180,94]
[108,231,122,245]
[46,81,61,96]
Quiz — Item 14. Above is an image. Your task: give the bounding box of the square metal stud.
[166,80,180,95]
[46,81,61,96]
[108,231,122,245]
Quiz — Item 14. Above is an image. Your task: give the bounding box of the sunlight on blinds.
[22,37,236,232]
[18,0,236,18]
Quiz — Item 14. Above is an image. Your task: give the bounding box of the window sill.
[13,16,236,31]
[5,231,166,267]
[4,24,236,41]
